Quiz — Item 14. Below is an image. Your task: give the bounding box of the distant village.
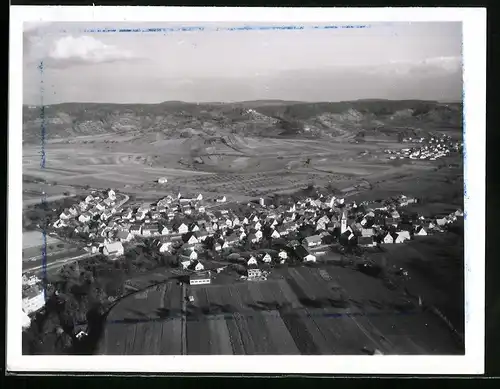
[385,135,462,161]
[22,178,464,328]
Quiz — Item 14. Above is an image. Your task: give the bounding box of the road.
[23,251,94,275]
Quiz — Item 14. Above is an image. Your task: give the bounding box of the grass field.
[98,263,463,355]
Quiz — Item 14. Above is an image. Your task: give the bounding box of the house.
[358,236,376,248]
[224,219,233,228]
[247,256,258,267]
[232,217,241,226]
[270,229,281,239]
[101,210,112,221]
[108,189,116,201]
[254,230,263,240]
[261,253,272,263]
[414,226,428,236]
[436,217,448,226]
[189,260,205,272]
[294,245,316,262]
[242,217,249,225]
[180,248,198,261]
[238,231,247,241]
[395,231,411,243]
[175,223,189,234]
[247,268,262,278]
[103,241,124,257]
[225,233,239,246]
[22,286,45,315]
[361,228,375,237]
[182,232,199,246]
[180,259,192,269]
[158,241,172,253]
[159,225,170,235]
[116,230,133,242]
[68,207,79,217]
[247,233,259,244]
[197,229,209,241]
[85,195,94,203]
[279,250,288,260]
[303,235,322,248]
[22,310,31,330]
[130,224,142,236]
[142,225,159,236]
[455,209,464,217]
[96,203,106,212]
[78,213,91,223]
[382,232,394,244]
[158,177,168,184]
[215,195,227,203]
[391,210,401,219]
[189,271,211,285]
[254,221,262,230]
[188,222,200,232]
[59,210,71,220]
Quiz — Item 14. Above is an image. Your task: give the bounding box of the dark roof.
[182,232,198,243]
[358,236,374,245]
[294,245,311,258]
[190,271,211,280]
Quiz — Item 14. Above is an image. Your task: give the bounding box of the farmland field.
[98,264,463,355]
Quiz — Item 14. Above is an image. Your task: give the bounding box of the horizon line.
[22,98,462,107]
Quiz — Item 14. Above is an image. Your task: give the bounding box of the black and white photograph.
[8,7,485,375]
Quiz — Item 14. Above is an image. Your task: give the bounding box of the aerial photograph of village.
[21,21,465,356]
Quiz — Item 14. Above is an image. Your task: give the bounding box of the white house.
[254,221,262,230]
[85,195,94,203]
[271,230,281,239]
[189,272,211,285]
[183,233,199,246]
[247,256,258,267]
[395,231,411,243]
[158,177,168,184]
[180,259,192,269]
[103,241,124,257]
[22,287,45,315]
[382,233,394,244]
[22,310,31,330]
[108,189,116,201]
[255,230,263,240]
[436,217,448,227]
[278,250,288,260]
[78,214,91,223]
[414,226,428,236]
[59,211,71,220]
[242,217,249,225]
[96,203,106,212]
[261,253,272,263]
[303,235,322,248]
[177,223,189,234]
[159,241,172,253]
[216,195,227,203]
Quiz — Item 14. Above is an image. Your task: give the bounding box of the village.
[22,177,464,329]
[385,135,461,161]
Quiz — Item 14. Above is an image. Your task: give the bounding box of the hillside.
[23,100,463,144]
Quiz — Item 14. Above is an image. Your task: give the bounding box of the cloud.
[367,56,462,76]
[46,35,137,67]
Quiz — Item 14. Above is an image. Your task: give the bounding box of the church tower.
[340,210,347,234]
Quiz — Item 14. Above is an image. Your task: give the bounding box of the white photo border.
[8,6,486,375]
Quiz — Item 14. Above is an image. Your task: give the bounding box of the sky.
[23,22,463,105]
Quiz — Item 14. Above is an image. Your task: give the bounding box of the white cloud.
[48,35,135,65]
